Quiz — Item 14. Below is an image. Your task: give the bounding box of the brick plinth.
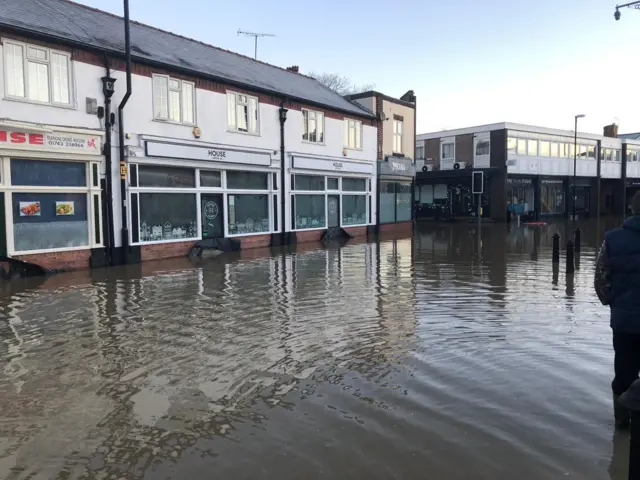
[13,249,92,271]
[141,241,196,262]
[296,229,324,244]
[343,226,368,238]
[238,234,272,250]
[379,221,413,233]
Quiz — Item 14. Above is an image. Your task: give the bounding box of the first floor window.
[294,195,325,229]
[393,119,403,154]
[416,145,424,159]
[303,109,324,143]
[227,194,269,235]
[12,192,88,251]
[152,75,196,124]
[227,92,259,134]
[442,142,454,159]
[138,193,198,241]
[476,140,490,156]
[342,195,366,226]
[344,119,362,149]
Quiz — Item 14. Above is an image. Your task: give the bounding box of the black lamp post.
[614,1,640,20]
[572,114,585,220]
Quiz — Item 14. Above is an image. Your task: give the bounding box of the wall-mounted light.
[192,126,202,138]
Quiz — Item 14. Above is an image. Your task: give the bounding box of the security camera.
[615,9,621,20]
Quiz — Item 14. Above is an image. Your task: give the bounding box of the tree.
[308,72,374,96]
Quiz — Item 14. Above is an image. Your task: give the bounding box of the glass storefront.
[540,179,565,215]
[294,195,325,229]
[227,194,270,235]
[139,193,198,241]
[380,181,412,223]
[506,177,535,216]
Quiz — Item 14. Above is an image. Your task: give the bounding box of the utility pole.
[237,30,275,60]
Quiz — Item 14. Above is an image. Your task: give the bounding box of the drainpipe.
[279,99,288,244]
[118,0,132,263]
[101,56,116,264]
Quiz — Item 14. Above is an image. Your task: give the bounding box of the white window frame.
[302,109,325,144]
[151,74,196,125]
[393,119,403,154]
[416,145,424,160]
[227,91,260,135]
[475,139,490,156]
[441,141,455,160]
[344,118,363,150]
[2,156,103,256]
[2,39,74,108]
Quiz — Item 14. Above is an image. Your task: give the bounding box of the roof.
[346,91,416,109]
[619,133,640,140]
[417,122,623,143]
[0,0,373,119]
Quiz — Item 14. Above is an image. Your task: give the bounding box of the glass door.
[328,195,340,227]
[201,194,224,238]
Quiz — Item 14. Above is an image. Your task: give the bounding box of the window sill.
[344,147,364,152]
[3,95,75,110]
[227,231,273,238]
[11,245,92,256]
[152,118,197,127]
[132,237,200,246]
[226,129,261,137]
[293,226,326,232]
[302,140,326,146]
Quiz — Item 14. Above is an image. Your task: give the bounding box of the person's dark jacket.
[595,216,640,333]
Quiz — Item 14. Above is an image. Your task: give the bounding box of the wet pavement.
[0,219,632,479]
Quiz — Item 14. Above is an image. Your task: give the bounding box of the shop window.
[302,109,325,143]
[342,195,366,225]
[342,178,366,192]
[380,182,396,223]
[11,159,86,187]
[294,174,324,191]
[227,171,268,190]
[227,194,270,235]
[527,139,538,156]
[395,182,412,221]
[541,182,565,215]
[227,92,259,134]
[138,193,198,242]
[12,192,88,252]
[200,170,222,188]
[152,74,196,124]
[344,119,362,149]
[3,40,72,106]
[294,195,325,229]
[419,185,434,205]
[539,141,550,157]
[138,165,195,188]
[327,177,339,190]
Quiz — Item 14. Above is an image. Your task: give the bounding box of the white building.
[0,0,377,270]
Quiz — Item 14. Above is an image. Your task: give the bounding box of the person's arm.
[594,240,612,305]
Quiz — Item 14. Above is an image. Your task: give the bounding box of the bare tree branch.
[308,72,374,96]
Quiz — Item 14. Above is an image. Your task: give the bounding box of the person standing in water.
[595,190,640,428]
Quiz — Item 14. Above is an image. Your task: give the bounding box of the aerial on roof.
[0,0,373,118]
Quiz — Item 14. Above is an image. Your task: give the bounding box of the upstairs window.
[152,75,195,124]
[416,145,424,159]
[3,40,72,106]
[302,109,324,143]
[441,142,455,160]
[475,140,490,156]
[344,119,362,149]
[228,92,259,134]
[393,119,403,154]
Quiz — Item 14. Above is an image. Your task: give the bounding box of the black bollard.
[574,228,582,253]
[620,379,640,480]
[566,240,575,274]
[552,233,560,264]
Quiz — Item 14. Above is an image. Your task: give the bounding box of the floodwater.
[0,219,632,479]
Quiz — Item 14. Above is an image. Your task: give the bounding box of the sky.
[76,0,639,135]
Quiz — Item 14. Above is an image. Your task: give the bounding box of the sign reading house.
[0,128,102,155]
[145,141,272,166]
[292,156,375,174]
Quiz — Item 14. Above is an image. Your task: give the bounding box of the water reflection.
[0,222,630,479]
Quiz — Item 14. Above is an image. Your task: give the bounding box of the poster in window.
[55,201,75,216]
[20,202,41,217]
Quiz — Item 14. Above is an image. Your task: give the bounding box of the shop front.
[129,138,280,259]
[289,155,375,241]
[378,156,415,231]
[506,176,535,220]
[0,122,105,270]
[626,179,640,214]
[540,177,566,216]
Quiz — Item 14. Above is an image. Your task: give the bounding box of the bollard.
[574,228,582,253]
[619,379,640,480]
[566,240,575,274]
[552,233,560,264]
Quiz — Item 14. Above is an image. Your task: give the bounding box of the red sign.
[0,128,101,154]
[0,130,44,145]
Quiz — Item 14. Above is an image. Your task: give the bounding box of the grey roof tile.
[0,0,373,118]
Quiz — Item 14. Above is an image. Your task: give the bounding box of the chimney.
[286,65,299,73]
[400,90,416,103]
[603,123,619,138]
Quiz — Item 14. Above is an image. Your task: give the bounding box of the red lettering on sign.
[0,131,7,142]
[10,132,26,143]
[29,133,44,145]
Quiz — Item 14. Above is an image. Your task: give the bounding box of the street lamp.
[614,1,640,20]
[572,114,586,220]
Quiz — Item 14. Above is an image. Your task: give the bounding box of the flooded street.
[0,221,631,479]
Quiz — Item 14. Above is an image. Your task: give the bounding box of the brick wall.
[376,94,384,160]
[379,221,413,233]
[13,250,92,271]
[296,229,324,244]
[238,234,271,250]
[141,241,196,262]
[455,134,474,163]
[343,226,368,238]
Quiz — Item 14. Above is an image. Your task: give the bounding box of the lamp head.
[615,8,621,20]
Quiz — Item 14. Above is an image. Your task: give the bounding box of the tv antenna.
[237,29,275,60]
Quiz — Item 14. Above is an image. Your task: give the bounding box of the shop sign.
[507,177,532,185]
[380,157,416,177]
[293,156,374,175]
[145,141,271,166]
[0,128,102,155]
[542,178,564,184]
[627,179,640,187]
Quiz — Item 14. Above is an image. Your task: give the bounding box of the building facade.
[415,122,640,222]
[347,91,417,231]
[0,0,379,270]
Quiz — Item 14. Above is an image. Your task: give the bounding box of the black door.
[327,195,340,227]
[201,194,224,238]
[0,194,6,256]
